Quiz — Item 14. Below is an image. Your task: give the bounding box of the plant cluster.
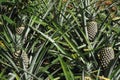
[0,0,120,80]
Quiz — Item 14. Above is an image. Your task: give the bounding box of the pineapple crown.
[103,34,114,47]
[87,16,96,22]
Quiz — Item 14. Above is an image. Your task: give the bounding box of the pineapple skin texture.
[16,24,25,35]
[97,47,115,69]
[13,50,29,69]
[21,50,29,69]
[87,21,98,41]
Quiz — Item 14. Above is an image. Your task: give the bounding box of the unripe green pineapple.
[87,21,98,41]
[97,47,115,69]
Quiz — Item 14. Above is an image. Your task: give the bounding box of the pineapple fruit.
[13,50,22,67]
[13,50,29,69]
[14,24,29,69]
[16,24,25,35]
[21,50,29,69]
[97,47,115,69]
[87,21,98,41]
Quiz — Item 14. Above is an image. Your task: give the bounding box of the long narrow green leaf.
[58,55,74,80]
[29,26,67,56]
[2,15,15,24]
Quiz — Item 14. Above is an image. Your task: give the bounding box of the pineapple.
[13,50,29,69]
[87,21,98,41]
[97,47,115,69]
[16,24,25,35]
[21,50,29,69]
[13,50,22,67]
[13,50,21,59]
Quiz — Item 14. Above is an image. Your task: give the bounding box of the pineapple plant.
[0,0,120,80]
[97,47,115,69]
[13,24,29,69]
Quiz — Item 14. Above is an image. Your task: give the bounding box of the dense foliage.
[0,0,120,80]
